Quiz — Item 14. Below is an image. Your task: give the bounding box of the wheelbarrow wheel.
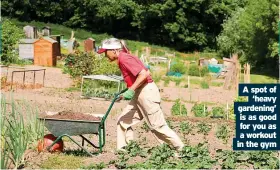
[37,134,64,153]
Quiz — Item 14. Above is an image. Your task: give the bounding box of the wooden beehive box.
[42,26,51,36]
[34,37,59,66]
[19,39,37,60]
[23,25,38,39]
[84,38,95,52]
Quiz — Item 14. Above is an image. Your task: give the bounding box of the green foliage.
[3,0,247,52]
[166,120,174,129]
[188,65,209,77]
[216,150,249,169]
[179,143,216,169]
[64,50,121,78]
[171,99,187,116]
[216,124,230,144]
[81,162,106,170]
[192,103,209,117]
[197,123,211,136]
[141,122,150,132]
[188,65,200,76]
[211,106,225,118]
[1,95,45,169]
[163,77,170,87]
[216,150,279,169]
[170,62,187,74]
[217,0,278,73]
[41,154,82,169]
[200,81,209,89]
[229,96,248,120]
[200,66,210,77]
[144,144,174,169]
[1,19,24,64]
[247,151,279,169]
[179,122,192,137]
[124,141,148,158]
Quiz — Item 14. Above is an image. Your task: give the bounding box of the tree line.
[2,0,278,72]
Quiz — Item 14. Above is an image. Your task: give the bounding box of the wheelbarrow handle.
[101,88,128,125]
[115,88,128,98]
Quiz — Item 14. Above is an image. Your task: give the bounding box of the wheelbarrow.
[38,88,128,156]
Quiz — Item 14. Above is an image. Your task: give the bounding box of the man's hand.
[122,89,135,100]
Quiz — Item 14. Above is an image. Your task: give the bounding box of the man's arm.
[129,69,149,91]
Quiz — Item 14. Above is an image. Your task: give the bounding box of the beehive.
[34,37,59,66]
[84,38,95,52]
[19,39,36,60]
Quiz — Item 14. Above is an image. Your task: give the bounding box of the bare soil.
[1,65,238,169]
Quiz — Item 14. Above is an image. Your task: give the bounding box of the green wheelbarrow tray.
[38,88,128,156]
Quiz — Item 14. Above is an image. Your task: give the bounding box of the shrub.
[192,103,209,117]
[170,62,187,74]
[216,124,230,144]
[64,50,121,81]
[171,99,187,116]
[1,19,25,64]
[188,64,209,77]
[188,64,200,76]
[211,106,225,118]
[200,66,209,77]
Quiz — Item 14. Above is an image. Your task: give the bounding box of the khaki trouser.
[117,82,184,150]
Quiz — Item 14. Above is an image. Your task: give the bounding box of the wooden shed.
[84,38,95,52]
[19,39,37,60]
[34,37,59,66]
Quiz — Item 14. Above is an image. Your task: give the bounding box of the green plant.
[179,122,192,138]
[114,150,129,169]
[216,150,249,169]
[216,150,279,169]
[179,143,216,169]
[216,124,230,144]
[5,100,30,168]
[64,50,121,78]
[171,99,187,116]
[197,123,211,136]
[81,162,106,169]
[170,62,187,74]
[141,122,150,132]
[1,19,25,64]
[151,73,161,83]
[188,64,200,76]
[1,95,45,169]
[145,144,175,169]
[166,120,174,129]
[200,81,209,89]
[229,96,249,120]
[247,151,279,169]
[200,66,209,77]
[163,77,170,87]
[173,77,182,86]
[211,106,225,118]
[192,103,209,117]
[124,141,147,157]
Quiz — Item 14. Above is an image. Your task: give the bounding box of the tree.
[217,0,278,73]
[1,19,25,64]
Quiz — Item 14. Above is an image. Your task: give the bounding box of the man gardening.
[97,38,184,156]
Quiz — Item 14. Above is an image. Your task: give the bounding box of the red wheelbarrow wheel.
[37,134,64,153]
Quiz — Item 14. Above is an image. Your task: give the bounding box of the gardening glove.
[122,88,135,100]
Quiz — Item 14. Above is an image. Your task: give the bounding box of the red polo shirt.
[118,51,153,87]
